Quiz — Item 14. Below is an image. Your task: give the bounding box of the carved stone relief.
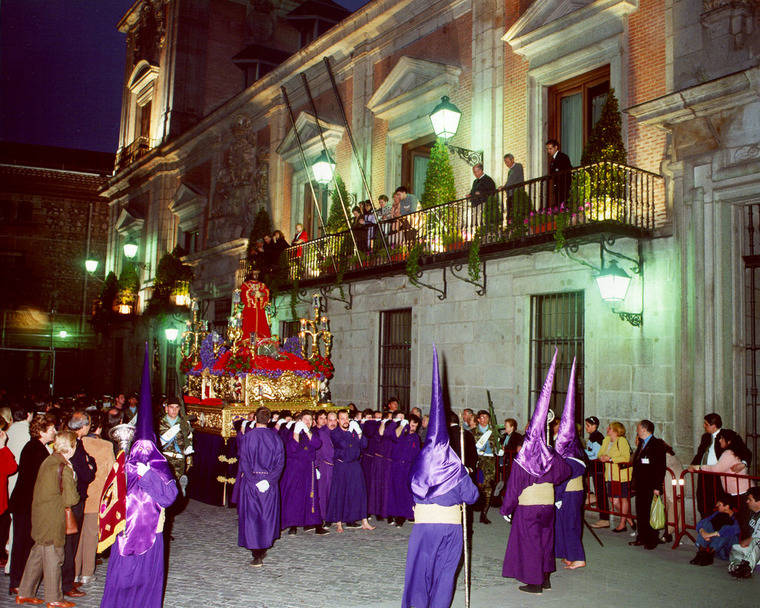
[129,0,167,65]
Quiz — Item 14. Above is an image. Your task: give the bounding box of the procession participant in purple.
[361,414,382,515]
[315,411,337,523]
[379,413,401,522]
[552,359,586,570]
[236,407,285,567]
[402,346,479,608]
[326,410,375,533]
[274,410,293,442]
[368,410,393,519]
[278,410,329,536]
[500,349,571,594]
[388,414,422,527]
[100,344,179,608]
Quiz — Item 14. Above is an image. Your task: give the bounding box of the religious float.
[179,274,338,505]
[181,276,336,439]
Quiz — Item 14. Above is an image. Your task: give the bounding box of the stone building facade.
[103,0,759,463]
[0,142,113,395]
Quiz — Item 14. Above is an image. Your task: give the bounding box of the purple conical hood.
[555,358,580,459]
[410,345,469,501]
[134,342,155,443]
[515,348,558,477]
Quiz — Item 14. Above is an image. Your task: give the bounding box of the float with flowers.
[181,276,337,438]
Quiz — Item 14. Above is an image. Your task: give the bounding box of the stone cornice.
[626,66,760,128]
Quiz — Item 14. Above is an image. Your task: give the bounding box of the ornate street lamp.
[312,150,336,186]
[164,327,179,342]
[594,260,631,304]
[428,95,483,166]
[84,259,99,274]
[123,241,139,259]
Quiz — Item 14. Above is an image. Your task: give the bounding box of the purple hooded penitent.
[514,348,559,477]
[409,344,469,501]
[101,343,178,608]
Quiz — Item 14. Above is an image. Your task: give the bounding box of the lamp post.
[123,241,138,260]
[85,259,99,274]
[429,95,484,167]
[312,150,336,186]
[594,260,631,304]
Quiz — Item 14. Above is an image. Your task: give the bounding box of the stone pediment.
[276,111,344,167]
[114,206,144,237]
[367,56,462,123]
[503,0,637,66]
[169,182,206,230]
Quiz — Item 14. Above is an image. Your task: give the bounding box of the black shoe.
[690,551,706,565]
[250,555,263,567]
[519,584,542,594]
[612,526,628,533]
[288,527,297,535]
[395,517,405,528]
[386,517,393,524]
[315,526,330,535]
[479,513,491,524]
[644,544,657,550]
[629,540,644,546]
[542,573,551,590]
[660,533,673,544]
[630,521,637,531]
[303,526,316,531]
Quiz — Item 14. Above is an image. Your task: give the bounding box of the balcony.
[283,162,663,288]
[116,136,152,172]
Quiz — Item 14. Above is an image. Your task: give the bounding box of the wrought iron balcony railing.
[116,136,152,171]
[283,161,663,285]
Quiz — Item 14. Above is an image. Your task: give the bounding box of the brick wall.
[502,0,529,175]
[204,0,247,115]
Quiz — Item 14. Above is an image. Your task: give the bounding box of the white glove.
[275,419,285,428]
[503,514,512,523]
[136,462,149,477]
[285,420,295,429]
[349,420,362,435]
[399,419,409,428]
[555,500,563,510]
[315,468,321,480]
[255,479,270,493]
[497,448,504,457]
[294,421,308,436]
[394,414,404,422]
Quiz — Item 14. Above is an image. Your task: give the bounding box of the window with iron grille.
[378,308,412,412]
[529,292,585,425]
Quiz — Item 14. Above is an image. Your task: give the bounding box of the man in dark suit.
[691,413,723,519]
[468,163,496,207]
[545,139,572,207]
[629,419,666,550]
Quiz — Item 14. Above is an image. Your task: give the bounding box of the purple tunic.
[326,427,368,523]
[279,429,322,528]
[100,469,178,608]
[315,425,335,520]
[499,458,571,585]
[374,420,397,518]
[236,427,285,550]
[554,457,586,562]
[401,475,479,608]
[363,420,382,513]
[387,427,421,520]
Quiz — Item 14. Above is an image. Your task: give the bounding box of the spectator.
[261,233,276,274]
[629,420,666,551]
[690,429,752,532]
[690,499,740,566]
[292,223,308,246]
[271,230,289,263]
[74,411,115,586]
[546,138,572,206]
[0,423,18,570]
[16,430,79,607]
[468,163,496,206]
[691,412,723,519]
[585,416,609,528]
[351,205,369,252]
[7,414,56,595]
[362,200,377,250]
[376,194,391,221]
[502,153,525,191]
[462,409,477,432]
[597,421,634,532]
[394,186,418,215]
[4,404,32,571]
[727,487,760,579]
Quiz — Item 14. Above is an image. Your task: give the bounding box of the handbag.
[649,494,665,530]
[58,463,79,535]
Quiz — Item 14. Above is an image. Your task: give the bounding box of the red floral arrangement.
[180,356,194,373]
[311,355,334,379]
[226,346,254,374]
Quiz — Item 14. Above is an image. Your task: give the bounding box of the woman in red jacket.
[0,424,19,568]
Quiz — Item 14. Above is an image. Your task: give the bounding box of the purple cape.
[554,456,586,562]
[237,427,285,550]
[100,467,178,608]
[315,425,334,519]
[499,460,570,585]
[279,429,322,528]
[387,427,421,519]
[325,427,368,523]
[401,475,479,608]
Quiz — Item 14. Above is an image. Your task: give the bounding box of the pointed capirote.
[554,357,579,459]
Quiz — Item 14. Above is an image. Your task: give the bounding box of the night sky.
[0,0,370,153]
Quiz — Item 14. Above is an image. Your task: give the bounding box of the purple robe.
[237,427,285,550]
[372,420,397,518]
[326,427,368,523]
[554,456,586,562]
[387,427,421,519]
[279,429,322,528]
[499,459,571,585]
[315,425,334,519]
[100,469,178,608]
[401,475,479,608]
[362,420,381,512]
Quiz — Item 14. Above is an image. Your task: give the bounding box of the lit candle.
[232,290,241,304]
[320,316,328,331]
[312,294,320,310]
[300,319,306,330]
[191,299,199,312]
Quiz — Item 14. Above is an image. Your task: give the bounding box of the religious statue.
[240,271,271,341]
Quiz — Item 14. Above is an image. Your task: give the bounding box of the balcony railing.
[116,136,152,171]
[284,162,662,284]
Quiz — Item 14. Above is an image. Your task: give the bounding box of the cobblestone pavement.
[2,501,756,608]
